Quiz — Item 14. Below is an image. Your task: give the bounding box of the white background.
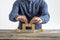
[0,0,60,29]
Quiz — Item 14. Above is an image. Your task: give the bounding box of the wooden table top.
[0,29,60,40]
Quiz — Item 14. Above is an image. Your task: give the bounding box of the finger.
[30,20,34,24]
[35,19,41,23]
[23,17,28,23]
[20,19,24,22]
[22,16,28,23]
[24,19,28,24]
[30,22,33,24]
[34,20,38,23]
[29,17,36,24]
[30,20,32,24]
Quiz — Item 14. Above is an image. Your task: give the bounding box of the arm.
[30,0,50,24]
[39,0,50,24]
[9,1,19,22]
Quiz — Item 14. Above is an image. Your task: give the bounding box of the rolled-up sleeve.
[9,1,19,22]
[39,0,50,24]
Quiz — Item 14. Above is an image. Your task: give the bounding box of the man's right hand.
[16,15,28,23]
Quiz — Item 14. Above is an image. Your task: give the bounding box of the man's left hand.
[30,17,42,24]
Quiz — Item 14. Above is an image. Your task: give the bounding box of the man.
[9,0,50,32]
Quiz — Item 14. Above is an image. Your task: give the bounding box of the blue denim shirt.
[9,0,50,29]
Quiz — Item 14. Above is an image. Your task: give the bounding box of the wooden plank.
[0,30,60,40]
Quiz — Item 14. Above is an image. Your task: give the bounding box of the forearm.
[40,14,50,24]
[9,1,19,22]
[39,0,50,24]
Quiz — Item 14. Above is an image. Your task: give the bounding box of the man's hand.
[16,15,28,23]
[30,17,42,24]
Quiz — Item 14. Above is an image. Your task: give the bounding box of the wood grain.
[0,30,60,40]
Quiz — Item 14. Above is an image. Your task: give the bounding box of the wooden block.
[36,29,43,33]
[25,24,29,26]
[31,24,35,32]
[28,24,32,27]
[22,24,35,32]
[22,24,26,32]
[16,29,20,33]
